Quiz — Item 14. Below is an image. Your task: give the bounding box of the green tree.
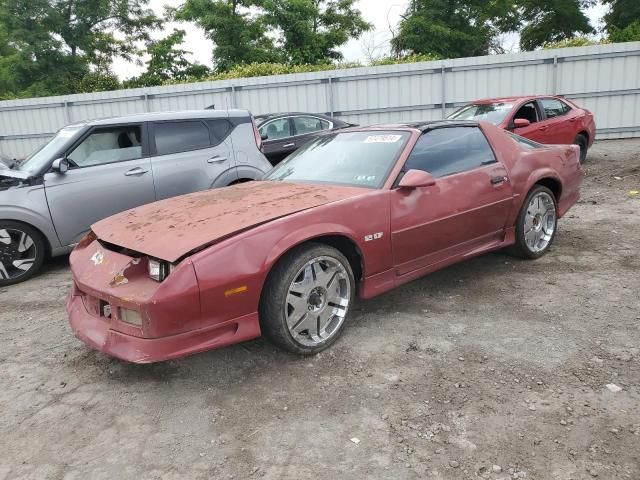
[173,0,281,72]
[0,0,158,97]
[603,0,640,42]
[391,0,520,59]
[518,0,595,51]
[261,0,372,64]
[126,30,210,87]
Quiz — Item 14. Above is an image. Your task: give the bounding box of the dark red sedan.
[67,121,584,363]
[448,96,596,163]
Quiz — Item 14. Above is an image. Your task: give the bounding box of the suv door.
[259,117,295,164]
[44,123,155,246]
[150,119,236,200]
[390,126,513,276]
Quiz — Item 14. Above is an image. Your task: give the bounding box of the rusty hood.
[91,181,368,262]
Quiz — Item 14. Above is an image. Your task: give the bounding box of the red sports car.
[67,121,584,363]
[448,95,596,163]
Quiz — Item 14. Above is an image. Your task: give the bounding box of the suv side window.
[513,101,539,123]
[259,118,291,140]
[541,98,571,119]
[154,121,210,155]
[292,116,330,135]
[404,127,496,178]
[68,125,142,168]
[207,119,233,147]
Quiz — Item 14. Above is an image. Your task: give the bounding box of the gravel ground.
[0,138,639,480]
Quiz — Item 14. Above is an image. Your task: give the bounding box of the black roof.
[377,120,480,131]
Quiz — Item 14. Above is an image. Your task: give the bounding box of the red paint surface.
[68,122,584,363]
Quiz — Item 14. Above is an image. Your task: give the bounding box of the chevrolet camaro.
[67,120,584,363]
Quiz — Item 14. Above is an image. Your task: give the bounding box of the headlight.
[148,258,169,282]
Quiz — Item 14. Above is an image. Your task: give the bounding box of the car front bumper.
[67,288,261,363]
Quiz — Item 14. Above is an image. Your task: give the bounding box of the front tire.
[511,186,558,259]
[0,221,46,286]
[259,243,355,355]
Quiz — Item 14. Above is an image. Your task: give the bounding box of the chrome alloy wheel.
[0,228,37,281]
[285,256,351,347]
[524,191,556,253]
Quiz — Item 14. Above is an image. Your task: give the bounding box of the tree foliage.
[172,0,281,72]
[0,0,158,97]
[391,0,521,59]
[603,0,640,42]
[125,30,210,87]
[261,0,371,65]
[517,0,595,51]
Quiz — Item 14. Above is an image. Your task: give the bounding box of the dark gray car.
[0,109,271,286]
[256,113,354,164]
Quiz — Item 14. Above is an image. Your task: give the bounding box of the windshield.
[448,103,514,125]
[18,125,83,174]
[264,130,410,188]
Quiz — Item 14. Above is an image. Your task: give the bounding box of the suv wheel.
[0,221,46,286]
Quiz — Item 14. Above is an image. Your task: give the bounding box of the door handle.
[283,143,296,149]
[490,176,507,185]
[207,156,228,163]
[124,167,148,176]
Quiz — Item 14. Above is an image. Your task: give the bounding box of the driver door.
[390,126,513,276]
[44,123,156,246]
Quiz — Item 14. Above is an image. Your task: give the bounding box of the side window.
[154,121,210,155]
[293,116,330,135]
[404,127,496,178]
[259,118,291,140]
[67,126,142,168]
[507,132,542,149]
[513,102,539,124]
[207,119,232,147]
[541,98,571,119]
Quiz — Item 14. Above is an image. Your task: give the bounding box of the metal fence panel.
[1,42,639,158]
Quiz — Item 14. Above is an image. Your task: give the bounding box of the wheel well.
[535,178,562,201]
[577,131,589,142]
[310,235,364,282]
[228,178,254,186]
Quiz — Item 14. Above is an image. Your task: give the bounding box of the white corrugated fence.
[0,41,639,158]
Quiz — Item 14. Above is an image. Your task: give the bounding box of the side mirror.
[52,157,69,174]
[513,118,530,129]
[261,133,268,141]
[398,169,436,189]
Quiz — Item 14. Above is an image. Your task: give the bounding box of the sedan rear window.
[264,131,410,188]
[448,103,514,125]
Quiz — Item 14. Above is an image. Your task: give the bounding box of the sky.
[113,0,608,80]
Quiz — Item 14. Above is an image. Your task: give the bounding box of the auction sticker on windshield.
[364,135,403,143]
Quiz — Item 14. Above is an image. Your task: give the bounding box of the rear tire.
[510,186,558,260]
[0,221,46,286]
[259,243,355,355]
[573,134,588,164]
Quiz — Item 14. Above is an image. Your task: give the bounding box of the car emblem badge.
[91,251,104,266]
[364,232,383,242]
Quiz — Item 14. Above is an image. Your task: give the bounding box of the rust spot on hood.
[92,181,368,263]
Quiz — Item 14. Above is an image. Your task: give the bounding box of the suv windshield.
[18,125,84,174]
[448,103,513,125]
[264,130,410,188]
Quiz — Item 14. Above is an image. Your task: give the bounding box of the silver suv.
[0,109,271,286]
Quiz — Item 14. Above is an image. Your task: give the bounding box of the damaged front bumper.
[67,237,260,363]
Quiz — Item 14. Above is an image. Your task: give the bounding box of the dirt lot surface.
[1,139,639,480]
